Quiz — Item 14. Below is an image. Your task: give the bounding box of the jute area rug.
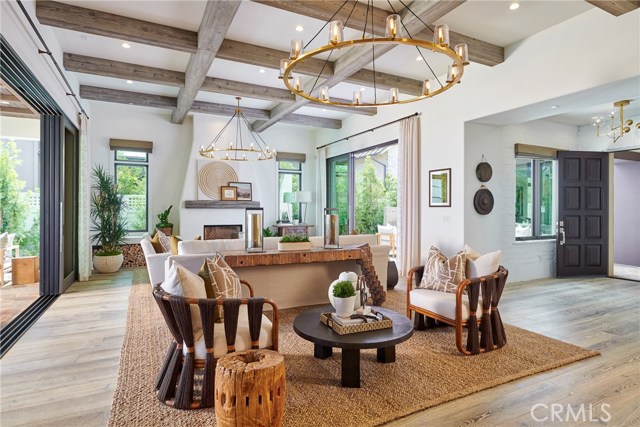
[109,282,598,427]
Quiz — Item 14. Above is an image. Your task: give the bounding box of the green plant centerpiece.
[277,233,311,251]
[90,165,127,273]
[156,205,173,235]
[332,280,357,318]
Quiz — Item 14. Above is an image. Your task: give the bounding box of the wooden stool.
[215,349,285,427]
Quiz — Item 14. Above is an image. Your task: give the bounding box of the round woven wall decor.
[198,161,238,200]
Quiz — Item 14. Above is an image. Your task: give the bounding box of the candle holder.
[245,207,264,252]
[324,208,340,249]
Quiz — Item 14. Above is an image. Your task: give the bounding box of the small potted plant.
[90,165,127,273]
[156,205,173,235]
[277,233,311,251]
[332,280,356,318]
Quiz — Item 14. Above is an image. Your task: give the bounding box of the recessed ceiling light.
[416,55,422,61]
[509,2,520,10]
[322,109,327,112]
[126,80,133,84]
[550,105,559,109]
[0,100,10,105]
[295,25,304,32]
[121,42,131,48]
[258,69,266,74]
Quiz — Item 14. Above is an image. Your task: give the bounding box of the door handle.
[558,227,565,246]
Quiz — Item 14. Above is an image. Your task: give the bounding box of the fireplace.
[203,224,243,240]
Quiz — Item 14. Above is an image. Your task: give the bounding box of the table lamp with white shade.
[294,191,313,224]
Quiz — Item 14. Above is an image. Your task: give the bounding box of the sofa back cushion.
[179,239,245,254]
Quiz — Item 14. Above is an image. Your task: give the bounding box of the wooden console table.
[222,245,385,305]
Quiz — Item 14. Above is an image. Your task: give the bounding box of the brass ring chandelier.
[199,97,276,161]
[280,0,469,108]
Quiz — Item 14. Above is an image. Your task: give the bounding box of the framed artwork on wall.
[229,182,252,201]
[429,168,451,207]
[221,186,237,201]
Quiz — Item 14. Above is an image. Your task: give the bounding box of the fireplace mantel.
[184,200,260,209]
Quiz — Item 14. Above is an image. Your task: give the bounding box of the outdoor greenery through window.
[515,157,556,240]
[0,132,40,257]
[114,150,148,233]
[278,160,301,222]
[327,143,398,235]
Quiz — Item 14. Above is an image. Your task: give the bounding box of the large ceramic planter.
[93,253,124,273]
[277,241,312,251]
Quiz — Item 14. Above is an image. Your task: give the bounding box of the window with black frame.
[114,150,149,233]
[278,160,302,223]
[515,157,556,240]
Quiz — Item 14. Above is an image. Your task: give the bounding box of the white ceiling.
[47,0,612,128]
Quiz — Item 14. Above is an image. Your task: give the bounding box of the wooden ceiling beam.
[0,94,21,103]
[79,85,341,129]
[585,1,639,16]
[0,106,39,119]
[36,1,197,53]
[172,1,241,124]
[64,53,374,116]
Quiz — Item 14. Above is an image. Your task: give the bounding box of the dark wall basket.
[473,186,494,215]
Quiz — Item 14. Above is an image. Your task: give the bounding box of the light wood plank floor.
[0,269,638,426]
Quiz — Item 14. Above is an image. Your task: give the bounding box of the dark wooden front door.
[557,152,609,276]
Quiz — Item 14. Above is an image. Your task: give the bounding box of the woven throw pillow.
[419,246,466,293]
[464,244,501,278]
[207,254,242,322]
[162,261,207,340]
[156,229,171,253]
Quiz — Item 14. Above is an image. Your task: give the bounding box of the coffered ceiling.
[33,0,634,131]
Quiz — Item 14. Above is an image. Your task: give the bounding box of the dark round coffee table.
[293,305,413,388]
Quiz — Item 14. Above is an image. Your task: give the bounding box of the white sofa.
[140,238,171,286]
[166,234,390,309]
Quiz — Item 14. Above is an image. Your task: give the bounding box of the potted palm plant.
[90,165,127,273]
[155,205,173,235]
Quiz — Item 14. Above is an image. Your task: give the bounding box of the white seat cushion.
[409,288,483,321]
[186,306,273,359]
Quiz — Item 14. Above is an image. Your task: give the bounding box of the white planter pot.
[277,241,312,251]
[334,296,356,318]
[93,253,124,273]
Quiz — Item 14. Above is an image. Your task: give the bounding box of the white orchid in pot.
[90,165,127,273]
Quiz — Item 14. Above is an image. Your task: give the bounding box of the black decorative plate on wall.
[473,187,494,215]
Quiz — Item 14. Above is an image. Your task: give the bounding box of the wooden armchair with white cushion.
[406,246,508,355]
[153,258,278,409]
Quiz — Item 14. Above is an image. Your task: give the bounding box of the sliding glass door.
[326,142,398,235]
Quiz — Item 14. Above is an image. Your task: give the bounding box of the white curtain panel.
[397,115,421,277]
[78,115,92,281]
[316,146,327,231]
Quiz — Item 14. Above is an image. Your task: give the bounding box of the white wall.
[465,121,580,282]
[613,159,640,266]
[88,102,192,238]
[178,114,317,240]
[315,8,640,280]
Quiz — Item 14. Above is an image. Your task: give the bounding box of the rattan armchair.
[406,266,508,355]
[152,280,279,409]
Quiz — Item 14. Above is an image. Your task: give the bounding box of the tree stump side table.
[215,349,286,427]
